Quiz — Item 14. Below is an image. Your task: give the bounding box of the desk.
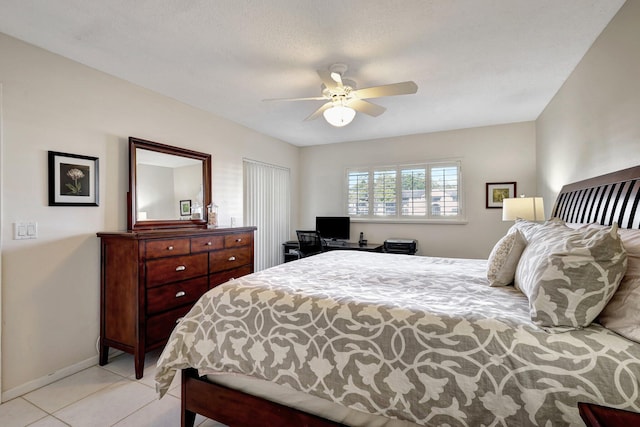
[325,241,383,251]
[282,240,383,263]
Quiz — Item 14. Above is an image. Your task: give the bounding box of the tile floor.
[0,350,226,427]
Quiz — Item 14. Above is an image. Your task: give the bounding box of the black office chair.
[294,230,325,258]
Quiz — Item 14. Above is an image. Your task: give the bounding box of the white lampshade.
[502,197,545,221]
[323,105,356,127]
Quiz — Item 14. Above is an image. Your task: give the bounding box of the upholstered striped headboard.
[551,165,640,229]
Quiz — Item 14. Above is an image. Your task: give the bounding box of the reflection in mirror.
[136,149,203,220]
[128,137,211,230]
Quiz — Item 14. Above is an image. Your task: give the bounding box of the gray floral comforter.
[156,251,640,426]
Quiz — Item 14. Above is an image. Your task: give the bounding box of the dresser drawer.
[146,305,192,346]
[210,265,253,288]
[209,248,252,273]
[191,235,224,253]
[147,276,209,315]
[224,233,253,248]
[146,253,208,287]
[146,238,190,259]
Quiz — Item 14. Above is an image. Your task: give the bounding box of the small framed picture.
[486,182,516,208]
[48,151,99,206]
[180,199,192,216]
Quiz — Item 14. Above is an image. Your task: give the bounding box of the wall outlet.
[14,221,38,240]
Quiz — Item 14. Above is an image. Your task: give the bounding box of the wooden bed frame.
[181,369,345,427]
[180,165,640,427]
[551,165,640,228]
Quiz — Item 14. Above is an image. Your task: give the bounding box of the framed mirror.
[128,137,212,230]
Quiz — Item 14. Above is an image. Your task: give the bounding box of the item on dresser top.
[128,137,212,231]
[207,203,218,228]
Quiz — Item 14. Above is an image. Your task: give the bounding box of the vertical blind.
[243,159,291,271]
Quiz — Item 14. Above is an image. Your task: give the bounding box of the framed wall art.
[48,151,99,206]
[180,199,192,216]
[486,182,516,209]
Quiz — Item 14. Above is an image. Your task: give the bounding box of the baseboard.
[1,349,123,402]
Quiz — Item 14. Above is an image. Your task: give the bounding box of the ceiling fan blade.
[353,81,418,99]
[304,102,333,121]
[317,70,339,90]
[263,96,328,102]
[346,99,386,117]
[330,72,344,87]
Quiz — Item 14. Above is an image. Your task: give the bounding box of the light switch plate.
[14,221,38,240]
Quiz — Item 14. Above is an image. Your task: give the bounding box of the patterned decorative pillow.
[513,220,571,292]
[598,227,640,343]
[515,223,627,329]
[487,229,527,286]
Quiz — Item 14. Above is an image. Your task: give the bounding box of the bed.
[155,165,640,427]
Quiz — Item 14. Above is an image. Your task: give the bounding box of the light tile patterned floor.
[0,350,226,427]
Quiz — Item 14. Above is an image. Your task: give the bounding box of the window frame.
[345,160,464,223]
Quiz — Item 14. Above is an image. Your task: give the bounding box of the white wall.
[174,164,204,218]
[137,164,176,219]
[537,0,640,210]
[0,33,299,397]
[299,122,537,259]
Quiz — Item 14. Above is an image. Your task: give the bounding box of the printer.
[383,239,418,255]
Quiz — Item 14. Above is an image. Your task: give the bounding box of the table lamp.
[502,196,545,221]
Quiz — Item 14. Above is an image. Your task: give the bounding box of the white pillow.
[508,218,543,241]
[515,223,627,329]
[487,229,527,286]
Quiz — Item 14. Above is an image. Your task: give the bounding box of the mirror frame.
[128,137,212,230]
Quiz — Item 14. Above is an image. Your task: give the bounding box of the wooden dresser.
[97,226,256,378]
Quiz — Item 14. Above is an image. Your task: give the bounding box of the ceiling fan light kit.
[323,104,356,127]
[264,63,417,128]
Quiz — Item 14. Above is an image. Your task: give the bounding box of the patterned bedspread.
[156,251,640,426]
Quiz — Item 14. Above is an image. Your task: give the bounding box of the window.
[373,170,396,216]
[346,161,462,221]
[347,170,369,215]
[402,168,426,215]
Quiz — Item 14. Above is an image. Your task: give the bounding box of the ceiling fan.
[264,64,418,127]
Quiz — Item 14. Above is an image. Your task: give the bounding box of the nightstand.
[578,402,640,427]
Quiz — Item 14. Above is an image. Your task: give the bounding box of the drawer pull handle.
[228,256,236,261]
[206,241,212,246]
[176,317,184,324]
[175,291,186,298]
[236,238,242,243]
[167,246,174,251]
[175,265,186,271]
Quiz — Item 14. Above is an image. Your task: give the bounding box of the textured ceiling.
[0,0,625,146]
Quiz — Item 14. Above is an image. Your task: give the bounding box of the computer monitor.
[315,216,350,241]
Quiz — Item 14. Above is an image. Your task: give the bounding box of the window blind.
[346,161,462,220]
[243,159,291,271]
[347,170,369,216]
